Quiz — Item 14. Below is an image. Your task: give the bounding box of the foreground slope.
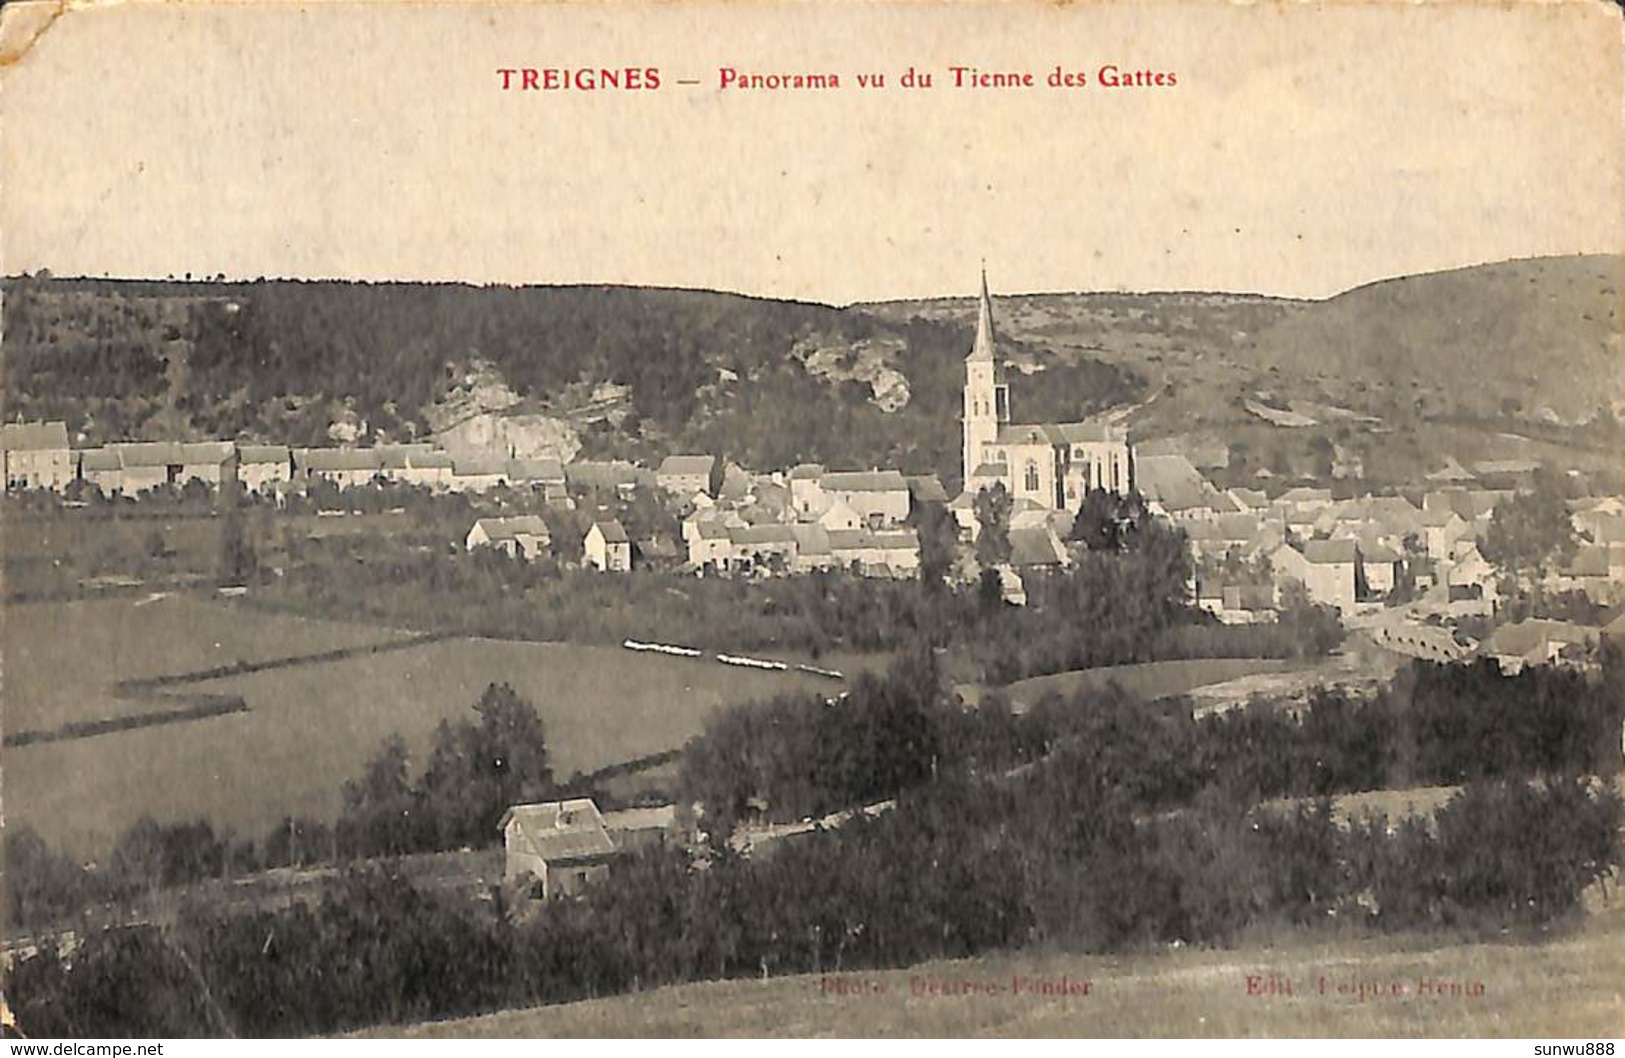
[374,907,1625,1038]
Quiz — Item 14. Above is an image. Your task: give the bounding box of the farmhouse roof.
[500,799,617,865]
[1,421,70,451]
[602,805,678,835]
[788,463,825,481]
[506,457,564,482]
[789,524,832,555]
[1564,545,1612,579]
[1481,619,1597,661]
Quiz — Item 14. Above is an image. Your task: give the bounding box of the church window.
[1112,457,1121,492]
[1024,460,1040,493]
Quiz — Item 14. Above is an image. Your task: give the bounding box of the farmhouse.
[1,421,73,491]
[500,799,618,899]
[960,271,1133,512]
[1480,619,1599,674]
[585,518,632,572]
[467,516,552,560]
[656,454,716,498]
[237,445,292,492]
[178,442,236,487]
[819,470,911,528]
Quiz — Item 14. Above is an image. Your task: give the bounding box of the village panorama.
[1,255,1623,1037]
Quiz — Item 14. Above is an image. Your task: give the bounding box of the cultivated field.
[380,906,1625,1038]
[2,596,877,854]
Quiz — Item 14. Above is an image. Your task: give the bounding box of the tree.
[913,500,959,591]
[219,507,257,586]
[972,483,1012,567]
[1480,468,1578,590]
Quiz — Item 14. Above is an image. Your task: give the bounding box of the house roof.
[0,421,69,451]
[298,448,381,472]
[730,524,798,546]
[500,799,617,864]
[1360,541,1402,563]
[178,442,233,465]
[473,515,551,542]
[114,442,185,467]
[411,451,455,470]
[658,454,715,478]
[1300,538,1360,565]
[566,461,644,488]
[788,463,825,481]
[1481,619,1597,660]
[907,475,950,504]
[453,456,508,477]
[1565,545,1612,579]
[971,462,1008,479]
[1009,526,1066,567]
[591,519,629,544]
[821,470,908,493]
[238,445,290,464]
[79,447,122,471]
[789,524,831,555]
[507,457,566,482]
[602,804,677,833]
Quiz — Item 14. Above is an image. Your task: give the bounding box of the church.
[961,271,1134,511]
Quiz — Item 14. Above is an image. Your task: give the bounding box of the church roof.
[966,268,998,363]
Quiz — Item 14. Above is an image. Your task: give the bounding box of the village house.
[819,470,911,529]
[466,515,552,561]
[296,448,382,489]
[1271,538,1359,615]
[111,443,184,493]
[450,455,508,493]
[237,445,292,493]
[827,527,921,577]
[178,442,236,488]
[960,271,1132,513]
[788,463,827,517]
[1479,619,1599,674]
[584,518,632,572]
[601,804,680,852]
[77,447,125,494]
[500,799,618,899]
[566,460,647,501]
[1358,540,1402,598]
[1,421,74,491]
[656,455,716,498]
[817,496,865,532]
[501,799,681,900]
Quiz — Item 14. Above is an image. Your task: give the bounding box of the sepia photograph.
[0,0,1623,1042]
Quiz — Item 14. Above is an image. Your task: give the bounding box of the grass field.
[377,906,1625,1038]
[2,597,880,855]
[1,597,413,732]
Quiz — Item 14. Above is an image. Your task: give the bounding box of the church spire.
[967,265,997,363]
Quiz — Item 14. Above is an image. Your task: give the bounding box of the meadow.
[2,596,879,855]
[384,905,1625,1038]
[963,657,1303,713]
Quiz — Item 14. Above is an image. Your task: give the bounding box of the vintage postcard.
[1,0,1623,1043]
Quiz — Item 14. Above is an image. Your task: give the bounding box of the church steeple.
[967,265,997,363]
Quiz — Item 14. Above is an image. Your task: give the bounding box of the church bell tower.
[962,267,1009,488]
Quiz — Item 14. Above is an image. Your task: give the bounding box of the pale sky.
[2,0,1621,303]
